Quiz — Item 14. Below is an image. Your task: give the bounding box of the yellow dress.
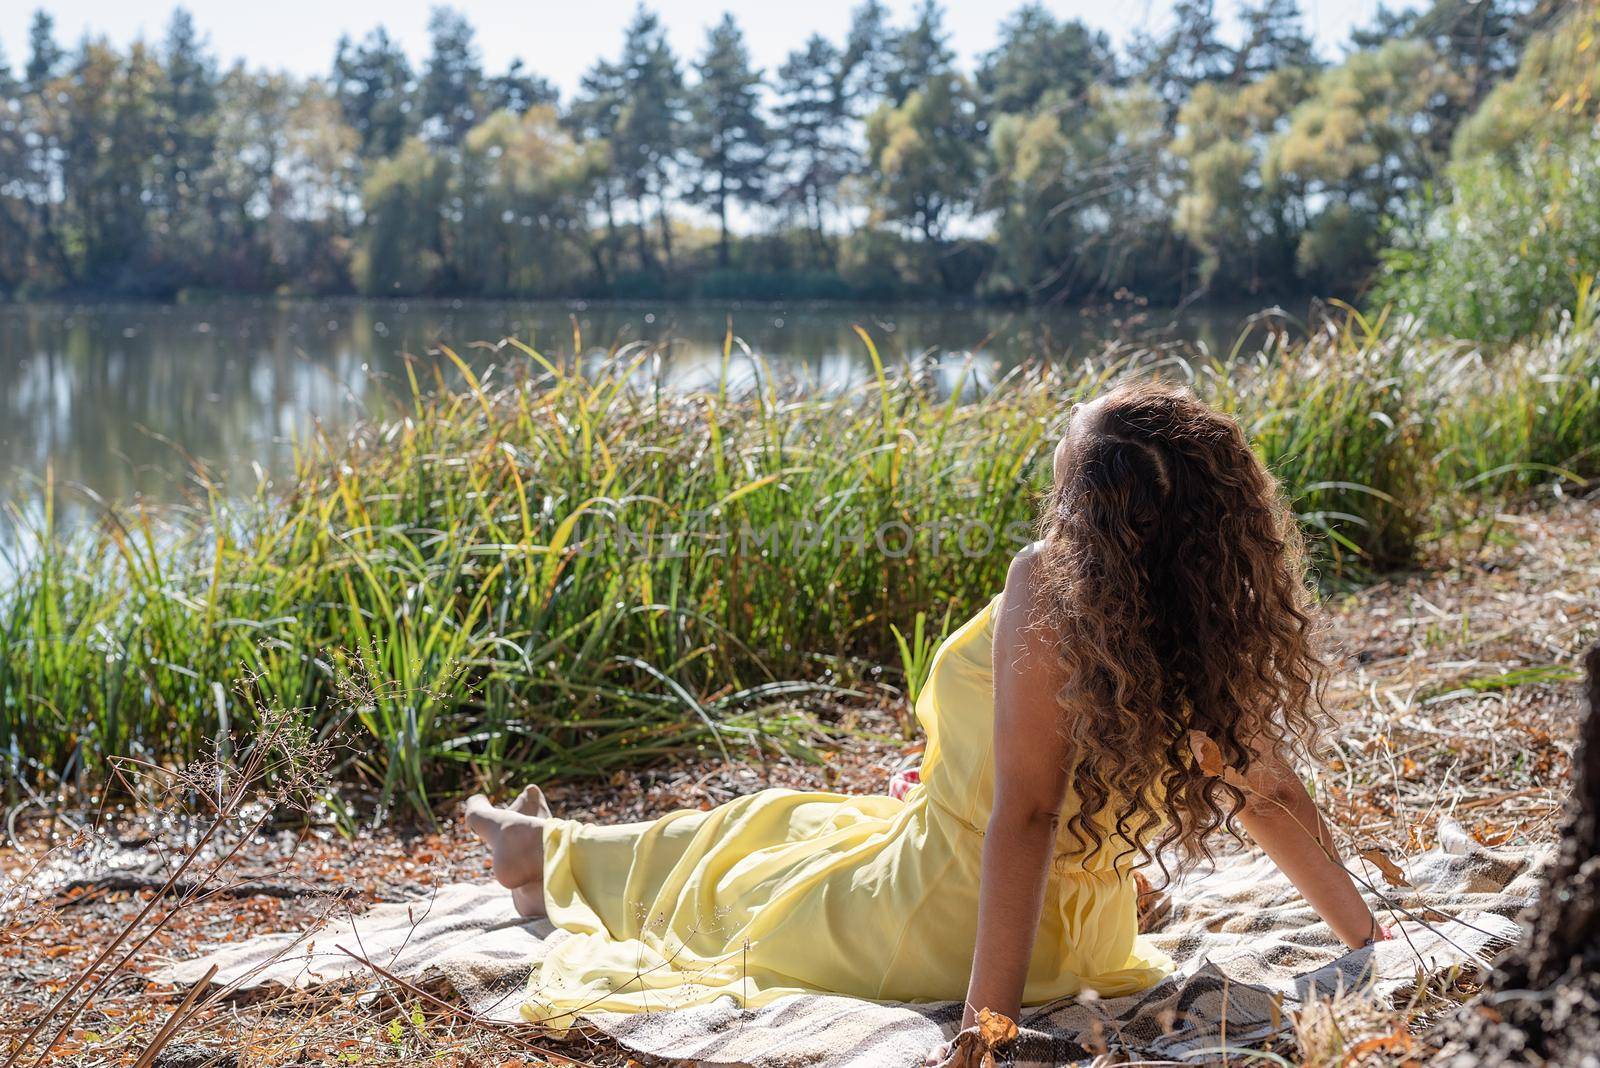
[523,593,1173,1026]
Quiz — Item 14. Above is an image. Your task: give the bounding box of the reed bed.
[2,317,1597,817]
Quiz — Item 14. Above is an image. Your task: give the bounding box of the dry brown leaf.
[1358,847,1412,888]
[975,1007,1018,1048]
[1346,1026,1416,1060]
[1189,730,1253,793]
[1189,730,1225,777]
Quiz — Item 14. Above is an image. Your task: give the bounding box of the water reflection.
[0,297,1274,520]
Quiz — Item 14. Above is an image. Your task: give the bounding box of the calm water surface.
[0,298,1285,522]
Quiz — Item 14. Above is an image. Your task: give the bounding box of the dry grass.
[2,496,1595,1066]
[1316,498,1598,856]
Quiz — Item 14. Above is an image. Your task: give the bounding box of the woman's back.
[915,587,1163,873]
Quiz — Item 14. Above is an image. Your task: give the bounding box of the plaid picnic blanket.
[157,820,1538,1066]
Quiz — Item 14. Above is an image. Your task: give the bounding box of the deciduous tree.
[1267,39,1467,287]
[985,84,1170,300]
[865,71,979,284]
[1172,69,1309,293]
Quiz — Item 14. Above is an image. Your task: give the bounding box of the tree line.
[0,0,1578,309]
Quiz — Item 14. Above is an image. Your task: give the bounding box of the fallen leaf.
[1347,1026,1415,1061]
[1189,731,1252,792]
[1189,730,1225,777]
[975,1007,1017,1049]
[1358,847,1412,888]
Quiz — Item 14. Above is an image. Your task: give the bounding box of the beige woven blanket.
[157,820,1538,1066]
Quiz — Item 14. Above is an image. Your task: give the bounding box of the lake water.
[0,298,1285,521]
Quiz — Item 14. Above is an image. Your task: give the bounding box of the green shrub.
[1375,141,1600,342]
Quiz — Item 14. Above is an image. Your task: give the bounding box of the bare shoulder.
[998,541,1057,654]
[992,543,1069,747]
[1004,540,1047,590]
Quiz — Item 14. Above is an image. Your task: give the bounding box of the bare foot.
[508,783,552,819]
[465,788,550,918]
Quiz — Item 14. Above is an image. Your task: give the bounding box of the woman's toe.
[509,784,552,819]
[463,794,498,838]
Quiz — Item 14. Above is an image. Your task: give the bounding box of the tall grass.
[3,320,1597,816]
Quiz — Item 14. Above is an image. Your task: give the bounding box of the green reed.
[3,321,1596,816]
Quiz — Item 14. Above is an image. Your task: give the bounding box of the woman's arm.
[958,548,1073,1029]
[1233,751,1380,948]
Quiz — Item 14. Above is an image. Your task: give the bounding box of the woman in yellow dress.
[466,383,1384,1057]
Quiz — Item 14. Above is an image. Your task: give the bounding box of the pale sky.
[3,0,1396,96]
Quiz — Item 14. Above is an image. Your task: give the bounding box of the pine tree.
[0,38,23,294]
[839,0,898,114]
[1230,0,1317,84]
[885,0,955,105]
[772,34,852,262]
[419,6,483,145]
[485,59,557,116]
[332,28,415,159]
[612,7,685,271]
[154,10,218,224]
[1351,0,1548,146]
[1128,0,1232,124]
[1409,0,1542,103]
[686,14,767,268]
[23,11,64,91]
[567,57,628,278]
[976,4,1114,117]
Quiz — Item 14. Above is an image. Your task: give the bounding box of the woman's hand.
[1231,749,1389,951]
[920,1029,986,1068]
[924,1010,1020,1066]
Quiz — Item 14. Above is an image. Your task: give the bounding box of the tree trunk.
[717,179,730,270]
[1439,642,1600,1065]
[600,184,619,281]
[633,205,653,272]
[657,184,675,272]
[809,189,828,268]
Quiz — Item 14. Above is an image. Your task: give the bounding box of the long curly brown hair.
[1036,381,1326,878]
